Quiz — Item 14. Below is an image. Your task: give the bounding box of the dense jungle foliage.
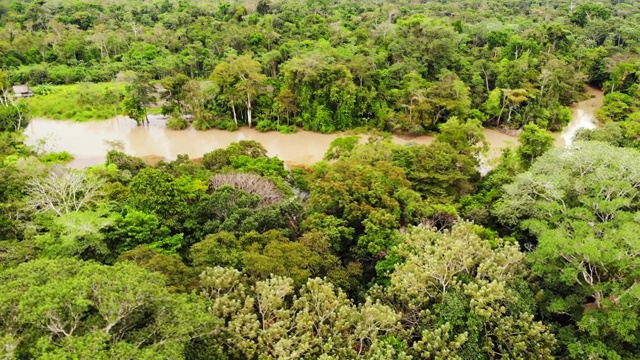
[0,0,639,131]
[2,0,640,359]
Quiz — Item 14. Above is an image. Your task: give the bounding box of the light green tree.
[0,259,215,358]
[495,141,640,359]
[34,211,113,260]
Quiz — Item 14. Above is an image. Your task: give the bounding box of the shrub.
[40,151,74,165]
[31,84,56,96]
[256,120,277,132]
[277,125,298,134]
[166,116,189,130]
[192,114,216,131]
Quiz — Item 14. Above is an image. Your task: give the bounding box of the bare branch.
[26,167,104,216]
[210,172,283,207]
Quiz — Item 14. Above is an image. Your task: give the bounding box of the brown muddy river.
[24,87,602,169]
[24,118,517,169]
[557,86,603,146]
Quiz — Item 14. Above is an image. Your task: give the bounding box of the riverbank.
[23,86,603,169]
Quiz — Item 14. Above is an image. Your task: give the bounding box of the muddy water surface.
[557,86,604,146]
[24,116,517,169]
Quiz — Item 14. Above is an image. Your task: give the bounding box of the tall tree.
[211,54,266,127]
[123,73,156,126]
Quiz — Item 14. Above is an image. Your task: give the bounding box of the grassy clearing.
[26,83,126,121]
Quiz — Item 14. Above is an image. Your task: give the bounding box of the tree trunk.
[497,95,508,126]
[481,66,490,92]
[231,103,238,126]
[247,92,253,128]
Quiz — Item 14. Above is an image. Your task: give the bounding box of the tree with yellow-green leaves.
[198,267,408,359]
[382,221,556,359]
